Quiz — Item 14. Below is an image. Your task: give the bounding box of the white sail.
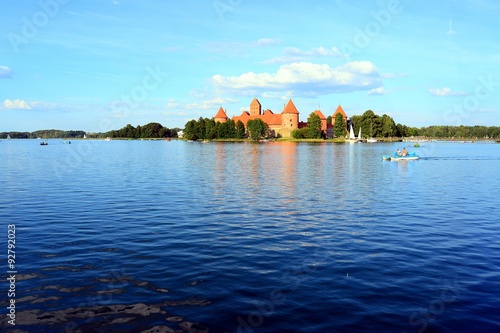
[7,134,11,140]
[357,127,362,140]
[349,124,355,139]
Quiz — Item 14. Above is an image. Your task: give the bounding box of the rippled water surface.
[1,139,500,333]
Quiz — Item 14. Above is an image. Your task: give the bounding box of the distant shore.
[2,137,499,143]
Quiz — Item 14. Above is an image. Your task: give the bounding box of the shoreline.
[2,137,499,143]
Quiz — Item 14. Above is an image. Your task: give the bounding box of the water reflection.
[277,142,298,203]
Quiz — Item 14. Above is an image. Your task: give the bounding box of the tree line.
[347,110,500,139]
[183,117,247,140]
[349,110,401,138]
[291,112,324,139]
[106,122,179,139]
[182,110,500,141]
[0,122,180,139]
[414,125,500,139]
[0,130,86,139]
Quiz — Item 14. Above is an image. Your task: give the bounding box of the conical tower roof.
[215,106,228,118]
[282,99,299,114]
[313,110,326,119]
[333,105,347,118]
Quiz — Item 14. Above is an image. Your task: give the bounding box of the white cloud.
[186,97,239,110]
[0,66,13,79]
[263,56,303,64]
[3,99,32,110]
[381,72,407,79]
[212,61,381,96]
[251,38,281,47]
[166,99,179,109]
[285,46,343,57]
[368,87,388,95]
[207,38,280,54]
[428,87,466,96]
[264,46,345,64]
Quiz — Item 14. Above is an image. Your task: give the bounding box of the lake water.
[1,139,499,333]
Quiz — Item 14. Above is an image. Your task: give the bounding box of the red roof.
[282,99,299,114]
[313,110,326,119]
[215,107,228,119]
[261,109,282,125]
[250,98,261,107]
[233,109,282,126]
[333,105,347,119]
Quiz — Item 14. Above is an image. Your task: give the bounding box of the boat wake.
[421,156,500,161]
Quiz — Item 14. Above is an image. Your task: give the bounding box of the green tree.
[380,114,396,137]
[307,112,323,138]
[236,120,246,139]
[291,129,303,139]
[247,118,268,140]
[326,115,332,125]
[195,117,206,140]
[205,119,217,140]
[143,122,164,138]
[184,120,198,140]
[334,113,347,138]
[225,119,237,138]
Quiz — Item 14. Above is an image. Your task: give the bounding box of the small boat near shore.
[345,123,360,143]
[382,152,419,161]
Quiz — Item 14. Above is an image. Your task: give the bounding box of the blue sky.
[1,0,499,132]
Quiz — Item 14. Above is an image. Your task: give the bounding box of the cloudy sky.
[1,0,499,132]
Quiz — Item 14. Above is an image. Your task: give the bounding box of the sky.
[1,0,499,132]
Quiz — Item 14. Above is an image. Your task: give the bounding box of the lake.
[1,139,499,333]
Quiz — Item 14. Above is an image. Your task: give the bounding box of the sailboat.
[357,127,362,140]
[7,134,11,140]
[346,123,358,143]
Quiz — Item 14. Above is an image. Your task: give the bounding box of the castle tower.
[250,98,262,116]
[214,107,228,123]
[281,99,299,136]
[313,110,327,132]
[332,105,347,126]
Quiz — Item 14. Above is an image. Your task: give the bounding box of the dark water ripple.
[1,140,499,332]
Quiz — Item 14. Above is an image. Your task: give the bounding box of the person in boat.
[396,149,402,156]
[402,148,408,156]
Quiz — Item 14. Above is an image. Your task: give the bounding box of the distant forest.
[106,122,179,139]
[348,110,500,139]
[0,122,180,139]
[1,119,500,140]
[182,110,500,140]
